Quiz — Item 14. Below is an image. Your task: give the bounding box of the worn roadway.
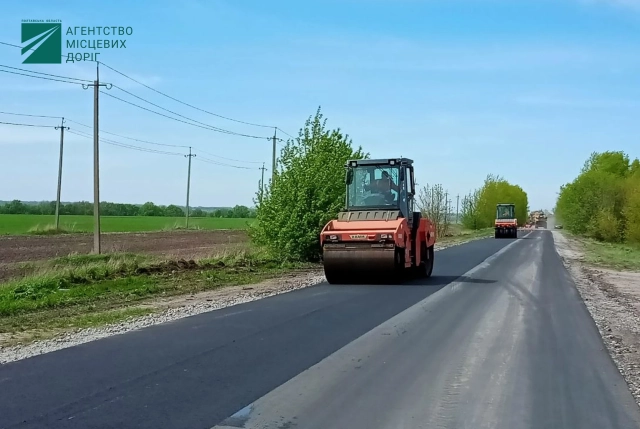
[1,231,640,429]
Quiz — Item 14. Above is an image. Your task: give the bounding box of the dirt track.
[0,230,250,282]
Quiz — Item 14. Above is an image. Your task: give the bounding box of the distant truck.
[529,210,548,229]
[495,203,518,239]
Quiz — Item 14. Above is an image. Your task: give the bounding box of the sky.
[0,0,639,210]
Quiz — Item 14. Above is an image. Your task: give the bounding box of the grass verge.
[437,226,494,245]
[0,214,254,235]
[0,248,314,346]
[27,223,80,235]
[579,238,640,271]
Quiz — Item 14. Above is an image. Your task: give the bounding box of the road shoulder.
[552,231,640,407]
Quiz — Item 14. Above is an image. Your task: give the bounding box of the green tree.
[139,202,164,216]
[555,151,633,242]
[230,205,251,218]
[463,174,529,228]
[165,204,185,217]
[190,208,205,217]
[249,107,368,261]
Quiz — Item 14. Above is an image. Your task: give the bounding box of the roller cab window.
[347,165,400,210]
[496,204,515,219]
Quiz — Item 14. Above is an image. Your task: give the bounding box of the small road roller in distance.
[319,158,436,284]
[495,203,518,238]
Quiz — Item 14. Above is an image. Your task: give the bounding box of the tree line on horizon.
[0,200,256,219]
[555,151,640,244]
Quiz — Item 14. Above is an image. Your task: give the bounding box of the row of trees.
[555,151,640,243]
[249,107,530,262]
[0,200,256,218]
[460,174,529,229]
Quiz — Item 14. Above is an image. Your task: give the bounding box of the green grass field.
[0,214,254,235]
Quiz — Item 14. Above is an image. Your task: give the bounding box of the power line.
[0,120,55,128]
[66,129,184,156]
[110,85,269,139]
[195,148,263,164]
[0,68,86,85]
[69,119,265,164]
[196,156,258,170]
[1,41,289,139]
[100,61,275,129]
[0,64,93,83]
[100,90,270,140]
[69,129,258,168]
[0,111,61,119]
[276,128,296,139]
[67,119,189,149]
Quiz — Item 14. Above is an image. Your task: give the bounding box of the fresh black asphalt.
[3,231,640,429]
[0,236,512,429]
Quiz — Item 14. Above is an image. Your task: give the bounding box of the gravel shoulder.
[0,234,489,365]
[552,230,640,406]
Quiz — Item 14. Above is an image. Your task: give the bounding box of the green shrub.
[249,107,367,261]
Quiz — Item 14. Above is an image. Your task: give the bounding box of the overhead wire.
[69,128,262,168]
[109,85,269,139]
[276,128,296,140]
[66,119,189,149]
[0,120,55,128]
[0,68,87,85]
[0,64,93,83]
[66,119,264,164]
[100,91,269,140]
[0,111,61,119]
[196,156,259,170]
[2,41,294,140]
[191,148,263,164]
[100,61,274,129]
[66,129,185,156]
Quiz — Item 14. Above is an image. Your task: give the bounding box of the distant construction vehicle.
[529,210,548,229]
[495,203,518,238]
[319,158,436,284]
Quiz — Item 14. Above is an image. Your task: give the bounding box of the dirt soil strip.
[553,231,640,407]
[0,230,250,282]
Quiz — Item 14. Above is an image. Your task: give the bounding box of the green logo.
[21,22,62,64]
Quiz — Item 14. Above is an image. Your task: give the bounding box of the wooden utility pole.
[54,117,69,230]
[259,162,267,202]
[82,63,112,254]
[185,147,196,228]
[271,128,277,184]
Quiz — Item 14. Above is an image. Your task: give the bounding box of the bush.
[249,107,368,261]
[588,208,622,243]
[461,174,529,229]
[555,151,639,244]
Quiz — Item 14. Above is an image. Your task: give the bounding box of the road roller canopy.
[344,158,416,218]
[496,203,515,219]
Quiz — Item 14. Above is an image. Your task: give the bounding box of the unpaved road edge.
[552,230,640,407]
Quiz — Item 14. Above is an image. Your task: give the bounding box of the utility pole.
[54,118,70,230]
[456,194,460,224]
[259,162,266,203]
[444,191,448,220]
[82,62,112,254]
[185,146,196,229]
[271,128,277,184]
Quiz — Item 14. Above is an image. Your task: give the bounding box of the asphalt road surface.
[1,230,640,429]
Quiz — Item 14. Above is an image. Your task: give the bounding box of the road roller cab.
[320,158,436,284]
